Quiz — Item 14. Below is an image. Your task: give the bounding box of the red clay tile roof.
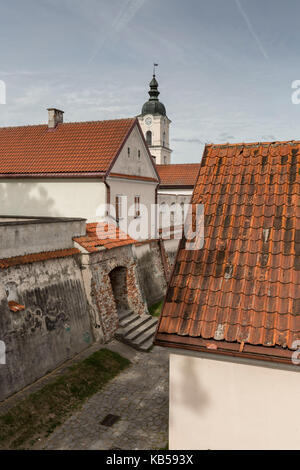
[155,141,300,364]
[0,118,136,175]
[157,163,200,187]
[0,248,80,269]
[74,222,136,252]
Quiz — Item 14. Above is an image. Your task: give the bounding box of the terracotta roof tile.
[0,248,80,269]
[157,163,200,187]
[0,118,135,175]
[155,141,300,363]
[74,222,136,252]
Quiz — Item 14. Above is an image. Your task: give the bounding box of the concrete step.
[126,316,157,341]
[118,311,140,328]
[118,310,134,322]
[139,336,156,352]
[121,314,153,337]
[131,323,157,349]
[115,313,158,352]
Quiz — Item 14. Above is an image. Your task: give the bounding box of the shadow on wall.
[177,356,210,414]
[0,181,55,217]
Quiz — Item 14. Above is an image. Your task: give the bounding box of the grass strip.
[0,348,130,450]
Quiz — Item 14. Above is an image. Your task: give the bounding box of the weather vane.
[153,63,158,76]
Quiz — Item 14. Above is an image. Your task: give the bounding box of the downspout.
[104,179,111,217]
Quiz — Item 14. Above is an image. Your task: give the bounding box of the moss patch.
[149,300,163,317]
[0,348,130,450]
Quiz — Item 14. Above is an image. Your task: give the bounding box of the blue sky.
[1,0,300,162]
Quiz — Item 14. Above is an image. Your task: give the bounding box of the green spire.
[148,75,160,101]
[141,70,166,116]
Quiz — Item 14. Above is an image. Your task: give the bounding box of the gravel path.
[38,344,169,450]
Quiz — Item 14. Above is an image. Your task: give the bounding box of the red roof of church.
[157,163,200,187]
[0,118,136,176]
[155,140,300,364]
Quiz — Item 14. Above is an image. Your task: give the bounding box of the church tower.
[138,72,172,165]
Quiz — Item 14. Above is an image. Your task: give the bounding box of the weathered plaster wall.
[163,238,180,268]
[80,245,148,342]
[0,256,93,401]
[133,241,167,307]
[0,217,86,259]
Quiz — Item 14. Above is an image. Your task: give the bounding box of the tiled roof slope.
[0,118,135,175]
[157,163,200,187]
[0,248,80,269]
[74,222,136,252]
[155,141,300,363]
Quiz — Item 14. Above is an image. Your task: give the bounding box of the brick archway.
[109,266,130,317]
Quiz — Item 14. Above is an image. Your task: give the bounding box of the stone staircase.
[115,310,158,352]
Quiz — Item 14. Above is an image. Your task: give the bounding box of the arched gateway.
[109,266,130,317]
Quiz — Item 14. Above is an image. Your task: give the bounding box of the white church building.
[0,72,199,235]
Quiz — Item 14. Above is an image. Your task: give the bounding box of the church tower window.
[146,131,152,146]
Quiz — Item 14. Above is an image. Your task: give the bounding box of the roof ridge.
[208,139,300,148]
[0,117,136,131]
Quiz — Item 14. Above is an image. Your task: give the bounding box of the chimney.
[47,108,64,128]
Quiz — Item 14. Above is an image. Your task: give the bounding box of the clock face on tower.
[145,117,152,126]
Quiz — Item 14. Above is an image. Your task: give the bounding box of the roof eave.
[158,184,194,190]
[154,333,297,366]
[0,172,106,179]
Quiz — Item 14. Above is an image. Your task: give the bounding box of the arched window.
[163,131,166,147]
[146,131,152,146]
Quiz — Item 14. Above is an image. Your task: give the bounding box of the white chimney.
[47,108,64,128]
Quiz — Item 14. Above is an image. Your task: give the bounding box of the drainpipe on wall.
[104,180,111,217]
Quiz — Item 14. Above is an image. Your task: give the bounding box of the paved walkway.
[37,342,169,450]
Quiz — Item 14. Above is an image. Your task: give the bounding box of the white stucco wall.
[107,177,157,239]
[0,179,106,222]
[170,352,300,450]
[112,124,157,179]
[108,124,159,238]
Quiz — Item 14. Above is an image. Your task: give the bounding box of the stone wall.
[0,223,179,401]
[0,255,93,401]
[80,244,148,342]
[133,241,167,307]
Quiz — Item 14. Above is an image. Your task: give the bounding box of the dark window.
[135,196,140,218]
[128,147,130,157]
[146,131,152,146]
